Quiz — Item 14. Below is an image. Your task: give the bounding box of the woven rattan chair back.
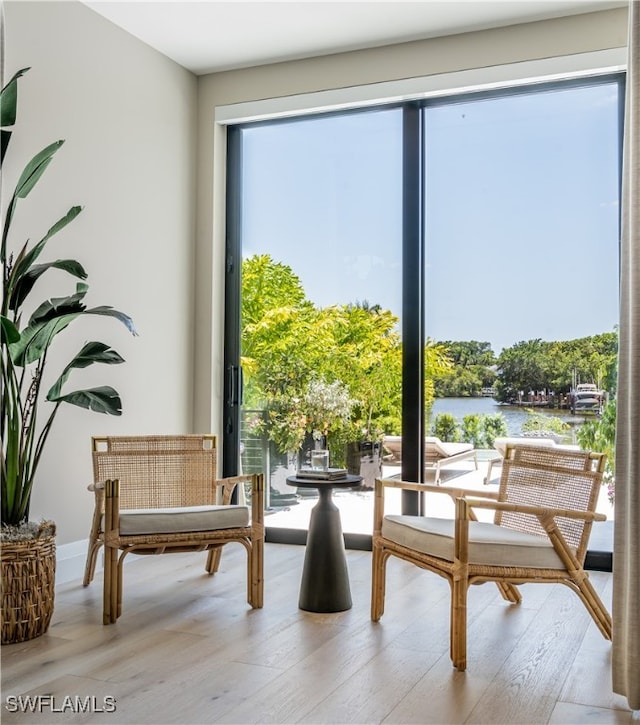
[496,445,603,562]
[92,434,218,509]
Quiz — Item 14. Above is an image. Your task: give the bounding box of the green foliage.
[241,254,436,456]
[481,413,508,448]
[431,413,460,442]
[520,409,571,439]
[577,398,616,502]
[494,339,550,403]
[432,412,507,448]
[433,340,497,398]
[495,333,618,403]
[1,69,136,527]
[461,415,483,448]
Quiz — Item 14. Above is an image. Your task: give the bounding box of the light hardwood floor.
[1,542,633,724]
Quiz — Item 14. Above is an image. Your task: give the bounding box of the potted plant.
[1,68,136,644]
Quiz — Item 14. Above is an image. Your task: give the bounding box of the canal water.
[429,396,590,441]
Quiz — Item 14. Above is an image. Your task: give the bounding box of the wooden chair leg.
[496,581,522,603]
[103,544,118,625]
[83,538,102,587]
[573,575,613,639]
[116,553,126,620]
[249,538,264,608]
[103,546,110,625]
[371,544,387,621]
[206,547,223,574]
[450,575,468,671]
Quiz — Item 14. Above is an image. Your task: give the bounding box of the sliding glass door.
[422,80,622,563]
[225,74,623,554]
[227,108,403,538]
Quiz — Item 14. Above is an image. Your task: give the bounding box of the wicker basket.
[1,523,56,645]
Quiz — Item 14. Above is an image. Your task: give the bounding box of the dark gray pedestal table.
[286,474,363,613]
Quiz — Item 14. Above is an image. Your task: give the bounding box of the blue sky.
[241,80,620,354]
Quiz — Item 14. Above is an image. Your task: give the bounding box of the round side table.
[286,474,362,613]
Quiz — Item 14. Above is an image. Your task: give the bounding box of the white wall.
[3,1,198,544]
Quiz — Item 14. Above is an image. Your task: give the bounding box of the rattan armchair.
[83,435,264,624]
[371,444,611,671]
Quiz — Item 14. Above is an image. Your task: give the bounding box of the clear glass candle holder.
[310,449,329,470]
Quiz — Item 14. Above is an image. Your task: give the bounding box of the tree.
[495,332,618,403]
[432,340,496,397]
[495,339,550,403]
[577,398,616,502]
[241,255,418,458]
[326,302,403,441]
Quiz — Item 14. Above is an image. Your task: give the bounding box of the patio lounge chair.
[425,436,477,484]
[382,435,477,483]
[382,436,403,463]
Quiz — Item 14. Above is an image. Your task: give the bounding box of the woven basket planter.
[1,523,56,645]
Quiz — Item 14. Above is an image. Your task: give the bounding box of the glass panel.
[238,108,403,535]
[422,82,620,541]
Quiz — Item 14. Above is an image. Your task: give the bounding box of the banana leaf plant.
[1,68,137,528]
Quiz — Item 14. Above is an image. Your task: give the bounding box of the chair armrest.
[461,497,607,523]
[377,478,500,499]
[103,479,121,539]
[216,474,265,535]
[216,474,255,505]
[88,481,106,522]
[250,473,264,538]
[373,478,500,533]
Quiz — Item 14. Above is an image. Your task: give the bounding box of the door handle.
[228,365,243,406]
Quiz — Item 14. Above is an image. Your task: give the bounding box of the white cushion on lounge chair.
[382,435,403,462]
[426,436,474,457]
[382,514,569,569]
[108,505,250,536]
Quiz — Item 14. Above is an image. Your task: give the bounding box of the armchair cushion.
[382,514,570,569]
[111,505,250,536]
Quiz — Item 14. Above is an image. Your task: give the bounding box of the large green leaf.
[47,341,125,401]
[83,306,138,336]
[10,314,78,366]
[51,385,123,415]
[2,140,65,260]
[11,284,136,366]
[10,258,87,313]
[13,140,65,200]
[0,67,30,128]
[1,129,11,166]
[0,315,20,345]
[8,206,84,308]
[29,283,88,325]
[1,69,30,166]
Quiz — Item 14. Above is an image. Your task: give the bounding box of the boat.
[569,383,605,414]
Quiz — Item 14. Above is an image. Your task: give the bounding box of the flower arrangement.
[248,377,355,456]
[303,378,355,443]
